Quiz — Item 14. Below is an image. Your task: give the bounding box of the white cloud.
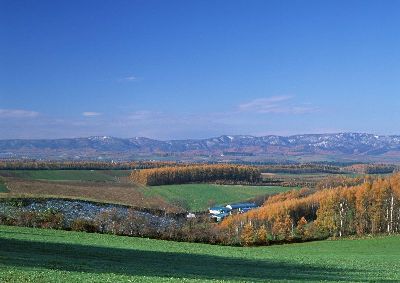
[0,109,39,118]
[124,76,137,81]
[82,112,102,117]
[238,96,318,114]
[118,75,139,82]
[0,98,320,139]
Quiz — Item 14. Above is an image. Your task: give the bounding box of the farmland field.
[262,172,344,187]
[0,170,297,211]
[144,184,295,211]
[0,225,399,282]
[0,178,177,211]
[0,169,131,182]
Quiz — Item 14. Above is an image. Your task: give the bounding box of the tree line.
[130,164,261,186]
[259,164,342,174]
[344,163,399,174]
[0,160,179,170]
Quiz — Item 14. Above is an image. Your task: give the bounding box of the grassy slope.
[144,184,295,211]
[0,170,131,182]
[0,226,399,282]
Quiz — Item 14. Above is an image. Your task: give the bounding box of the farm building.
[209,206,231,215]
[209,202,258,222]
[211,212,230,222]
[226,203,257,212]
[186,213,196,218]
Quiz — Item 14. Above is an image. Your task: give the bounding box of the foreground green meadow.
[0,226,399,282]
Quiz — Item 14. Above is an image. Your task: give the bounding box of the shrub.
[39,209,64,229]
[71,218,97,233]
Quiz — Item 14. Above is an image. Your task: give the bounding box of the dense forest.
[218,173,400,245]
[130,164,261,186]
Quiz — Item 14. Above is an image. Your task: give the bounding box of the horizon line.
[0,132,398,141]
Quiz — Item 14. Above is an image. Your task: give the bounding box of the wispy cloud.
[0,109,39,118]
[82,112,102,117]
[125,110,174,122]
[118,75,139,82]
[238,96,318,114]
[0,97,321,139]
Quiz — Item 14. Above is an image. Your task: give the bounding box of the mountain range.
[2,133,400,163]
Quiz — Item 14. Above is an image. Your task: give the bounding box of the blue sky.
[1,0,400,139]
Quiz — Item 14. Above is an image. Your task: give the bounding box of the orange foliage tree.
[218,173,400,245]
[130,164,261,186]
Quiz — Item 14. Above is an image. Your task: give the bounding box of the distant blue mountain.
[1,133,400,162]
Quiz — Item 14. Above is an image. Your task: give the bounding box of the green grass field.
[0,170,131,182]
[0,225,399,282]
[0,178,8,193]
[144,184,295,211]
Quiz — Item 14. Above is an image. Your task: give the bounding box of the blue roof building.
[226,203,257,211]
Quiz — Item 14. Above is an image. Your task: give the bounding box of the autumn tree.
[241,222,255,246]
